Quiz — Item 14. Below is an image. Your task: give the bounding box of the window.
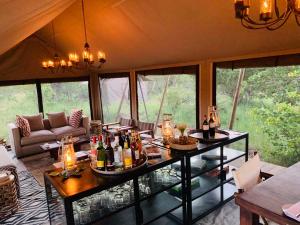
[0,84,39,139]
[137,66,199,132]
[215,62,300,167]
[41,81,91,117]
[99,74,131,123]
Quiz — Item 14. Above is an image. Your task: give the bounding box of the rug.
[0,171,63,225]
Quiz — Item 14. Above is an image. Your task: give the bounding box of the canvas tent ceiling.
[1,0,300,80]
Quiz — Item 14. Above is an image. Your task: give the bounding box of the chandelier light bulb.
[48,60,54,68]
[60,60,67,67]
[42,61,48,68]
[260,0,272,21]
[67,61,72,67]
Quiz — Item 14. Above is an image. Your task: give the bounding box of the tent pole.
[138,77,149,121]
[228,68,245,129]
[115,80,128,121]
[154,75,170,133]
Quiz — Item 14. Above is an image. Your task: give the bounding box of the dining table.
[235,162,300,225]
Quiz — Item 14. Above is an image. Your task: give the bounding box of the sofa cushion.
[23,113,44,131]
[51,126,86,140]
[69,109,83,128]
[16,116,31,137]
[21,130,56,146]
[47,112,68,128]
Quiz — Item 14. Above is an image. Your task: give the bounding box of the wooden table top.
[236,162,300,225]
[44,144,178,200]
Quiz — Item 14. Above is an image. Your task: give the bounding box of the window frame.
[0,76,92,119]
[98,72,132,122]
[135,65,200,129]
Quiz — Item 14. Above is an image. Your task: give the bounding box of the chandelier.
[234,0,300,30]
[42,22,72,73]
[68,0,106,68]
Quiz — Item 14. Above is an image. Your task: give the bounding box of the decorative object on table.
[145,145,162,159]
[170,137,198,151]
[189,129,229,143]
[161,113,174,145]
[177,123,188,144]
[61,136,77,171]
[208,106,220,128]
[90,154,147,176]
[282,201,300,222]
[0,172,18,219]
[234,0,300,30]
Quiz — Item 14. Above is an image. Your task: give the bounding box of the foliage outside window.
[216,66,300,167]
[0,84,39,140]
[100,77,131,123]
[41,81,91,117]
[137,73,197,132]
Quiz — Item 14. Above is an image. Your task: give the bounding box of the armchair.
[102,117,134,132]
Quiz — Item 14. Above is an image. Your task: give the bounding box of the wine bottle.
[123,141,132,169]
[96,135,106,171]
[118,131,124,149]
[105,137,115,171]
[202,115,209,139]
[137,134,143,157]
[113,139,123,168]
[209,113,215,137]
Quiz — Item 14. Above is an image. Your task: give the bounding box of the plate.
[91,154,147,176]
[189,130,229,143]
[169,142,198,151]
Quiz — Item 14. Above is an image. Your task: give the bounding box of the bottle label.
[97,161,104,168]
[135,151,140,160]
[203,125,209,130]
[114,152,120,163]
[210,123,215,128]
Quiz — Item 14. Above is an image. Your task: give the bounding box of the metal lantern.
[61,136,77,171]
[162,113,174,145]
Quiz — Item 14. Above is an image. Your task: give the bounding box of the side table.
[0,173,18,219]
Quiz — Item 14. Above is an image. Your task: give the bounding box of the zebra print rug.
[0,171,62,225]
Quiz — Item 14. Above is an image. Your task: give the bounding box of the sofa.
[8,116,90,158]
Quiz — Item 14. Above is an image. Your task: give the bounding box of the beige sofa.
[8,116,90,158]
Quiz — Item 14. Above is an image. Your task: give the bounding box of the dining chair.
[135,121,155,138]
[232,154,269,225]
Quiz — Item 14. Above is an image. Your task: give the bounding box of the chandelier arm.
[241,19,268,29]
[243,9,290,26]
[81,0,88,44]
[51,21,57,52]
[266,10,293,30]
[295,15,300,26]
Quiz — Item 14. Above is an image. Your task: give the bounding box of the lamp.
[68,0,107,69]
[41,22,72,72]
[162,113,174,145]
[234,0,300,30]
[61,136,77,171]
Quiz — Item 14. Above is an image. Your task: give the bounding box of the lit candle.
[295,0,300,12]
[260,0,272,21]
[67,61,72,67]
[83,50,89,62]
[60,60,66,67]
[42,61,48,68]
[97,51,105,59]
[69,53,74,61]
[89,54,94,63]
[74,53,79,62]
[48,60,54,68]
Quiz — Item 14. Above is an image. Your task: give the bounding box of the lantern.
[162,113,174,145]
[61,136,77,171]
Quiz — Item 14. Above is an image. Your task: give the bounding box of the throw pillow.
[16,116,31,137]
[23,113,44,131]
[69,109,83,128]
[47,112,68,128]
